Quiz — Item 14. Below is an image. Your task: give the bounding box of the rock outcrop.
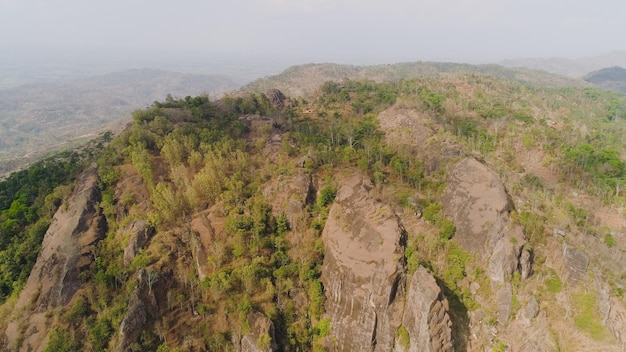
[123,219,153,266]
[266,89,286,109]
[397,267,454,352]
[116,285,148,352]
[441,158,529,285]
[238,312,276,352]
[4,165,105,351]
[562,243,589,285]
[321,175,453,351]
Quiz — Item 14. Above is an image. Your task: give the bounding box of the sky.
[1,0,626,67]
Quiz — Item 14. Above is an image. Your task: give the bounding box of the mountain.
[501,51,626,78]
[585,66,626,93]
[243,61,587,97]
[0,68,241,177]
[3,62,626,351]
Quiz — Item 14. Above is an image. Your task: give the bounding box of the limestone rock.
[441,158,527,284]
[496,284,513,326]
[398,267,454,352]
[607,297,626,345]
[238,312,276,352]
[5,165,105,351]
[123,219,153,266]
[321,175,406,351]
[116,280,152,352]
[266,89,286,109]
[519,249,533,279]
[518,296,539,327]
[562,243,589,285]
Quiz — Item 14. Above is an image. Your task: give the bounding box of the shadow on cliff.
[435,277,470,352]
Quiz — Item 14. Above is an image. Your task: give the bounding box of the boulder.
[441,158,528,284]
[123,219,153,266]
[321,175,406,351]
[397,267,454,352]
[238,312,276,352]
[562,243,589,285]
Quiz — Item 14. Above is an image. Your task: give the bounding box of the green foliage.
[88,317,113,351]
[257,333,272,350]
[0,152,83,302]
[43,328,80,352]
[317,185,337,209]
[605,234,617,248]
[313,318,331,339]
[396,326,410,349]
[544,269,563,294]
[572,290,608,340]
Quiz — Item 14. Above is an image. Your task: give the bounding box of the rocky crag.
[321,175,453,351]
[4,165,105,351]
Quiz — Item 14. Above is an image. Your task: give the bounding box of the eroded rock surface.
[238,312,276,352]
[123,219,153,266]
[321,176,406,351]
[321,175,453,351]
[398,267,454,352]
[562,243,589,285]
[5,165,105,351]
[441,158,527,285]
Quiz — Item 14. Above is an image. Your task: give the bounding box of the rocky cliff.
[441,158,530,285]
[4,164,105,351]
[321,175,453,351]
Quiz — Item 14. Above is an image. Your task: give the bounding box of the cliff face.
[321,175,453,351]
[4,165,105,351]
[441,158,530,285]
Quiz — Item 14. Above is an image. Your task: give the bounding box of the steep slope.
[4,65,626,351]
[4,165,104,351]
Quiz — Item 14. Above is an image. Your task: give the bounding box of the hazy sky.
[1,0,626,66]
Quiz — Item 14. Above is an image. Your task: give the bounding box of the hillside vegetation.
[3,63,626,351]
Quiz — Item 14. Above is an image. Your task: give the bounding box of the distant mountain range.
[584,66,626,93]
[500,51,626,78]
[0,68,241,176]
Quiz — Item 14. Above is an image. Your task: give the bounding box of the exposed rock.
[321,175,406,351]
[562,243,589,285]
[519,249,533,279]
[398,267,454,352]
[238,312,276,352]
[496,284,513,326]
[441,158,527,284]
[607,296,626,345]
[123,219,153,266]
[266,89,286,109]
[5,165,105,351]
[518,296,539,327]
[488,235,522,284]
[116,282,149,352]
[297,149,317,168]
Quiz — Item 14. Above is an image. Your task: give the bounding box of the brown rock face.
[562,243,589,285]
[399,267,454,352]
[238,312,276,352]
[441,158,527,285]
[5,165,105,351]
[321,175,453,351]
[321,176,405,351]
[123,219,153,266]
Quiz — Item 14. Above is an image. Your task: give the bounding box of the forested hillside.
[3,64,626,351]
